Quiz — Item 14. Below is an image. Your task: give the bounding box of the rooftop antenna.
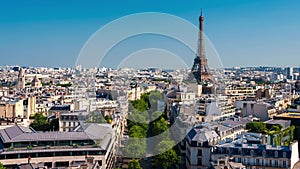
[201,8,203,16]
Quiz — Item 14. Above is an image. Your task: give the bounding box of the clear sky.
[0,0,299,68]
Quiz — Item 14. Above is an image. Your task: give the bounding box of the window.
[226,148,230,154]
[283,161,286,167]
[198,149,202,156]
[283,152,287,158]
[238,148,242,155]
[274,160,278,167]
[274,151,278,158]
[256,159,259,165]
[197,158,202,166]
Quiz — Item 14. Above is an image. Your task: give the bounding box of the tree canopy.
[0,162,5,169]
[128,159,142,169]
[30,113,58,131]
[129,125,147,138]
[124,139,146,158]
[154,140,180,169]
[246,122,267,133]
[152,118,169,136]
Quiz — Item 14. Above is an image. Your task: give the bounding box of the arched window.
[238,148,242,155]
[262,150,266,157]
[250,150,255,156]
[274,151,278,158]
[283,152,287,158]
[226,148,230,154]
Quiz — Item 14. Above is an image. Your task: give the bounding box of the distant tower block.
[192,9,214,85]
[17,68,25,89]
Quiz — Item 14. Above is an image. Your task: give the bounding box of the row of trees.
[126,92,150,169]
[126,91,180,169]
[152,118,180,169]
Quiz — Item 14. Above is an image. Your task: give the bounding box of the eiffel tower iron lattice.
[192,9,214,85]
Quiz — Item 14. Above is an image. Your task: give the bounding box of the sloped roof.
[188,127,219,142]
[206,102,222,116]
[0,123,112,145]
[81,123,112,140]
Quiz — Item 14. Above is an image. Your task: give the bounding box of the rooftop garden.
[246,122,295,146]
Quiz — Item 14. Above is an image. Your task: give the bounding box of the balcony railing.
[4,144,99,152]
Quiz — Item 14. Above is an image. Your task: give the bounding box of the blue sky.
[0,0,299,68]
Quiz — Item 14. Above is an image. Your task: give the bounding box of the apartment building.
[225,85,256,101]
[196,95,236,122]
[211,133,299,169]
[0,124,115,169]
[185,124,220,169]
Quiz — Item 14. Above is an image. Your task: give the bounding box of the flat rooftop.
[276,112,300,119]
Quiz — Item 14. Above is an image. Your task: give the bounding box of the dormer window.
[283,152,287,158]
[274,151,278,158]
[238,148,242,155]
[250,150,254,156]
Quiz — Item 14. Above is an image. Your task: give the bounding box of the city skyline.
[0,0,300,68]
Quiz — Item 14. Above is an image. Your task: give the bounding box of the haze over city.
[1,0,300,68]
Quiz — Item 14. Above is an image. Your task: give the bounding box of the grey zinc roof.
[99,133,112,150]
[82,123,112,140]
[216,124,231,132]
[206,102,222,116]
[0,124,112,144]
[188,127,219,142]
[0,125,32,142]
[11,132,91,143]
[265,119,291,128]
[222,118,250,128]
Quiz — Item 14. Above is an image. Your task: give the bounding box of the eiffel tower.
[192,9,214,85]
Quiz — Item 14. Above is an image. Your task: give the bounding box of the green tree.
[129,125,147,138]
[127,112,148,130]
[30,113,59,131]
[0,162,5,169]
[154,140,180,169]
[131,99,149,112]
[128,159,142,169]
[152,118,169,136]
[124,139,146,158]
[246,122,267,133]
[30,113,51,131]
